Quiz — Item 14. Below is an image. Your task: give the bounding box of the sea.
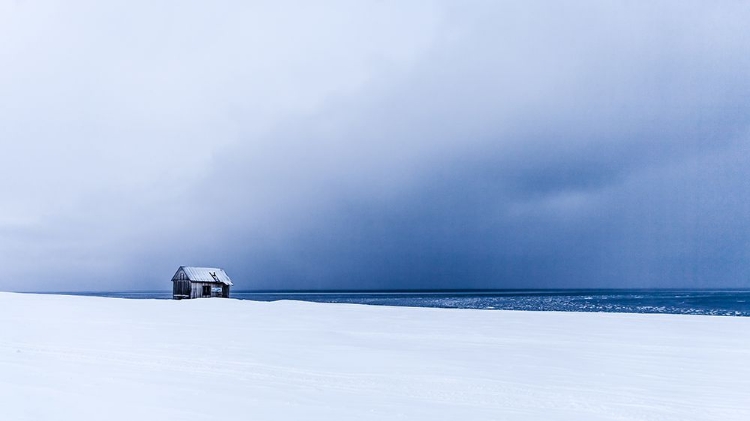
[63,289,750,317]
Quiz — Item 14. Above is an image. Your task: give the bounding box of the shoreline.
[9,289,750,317]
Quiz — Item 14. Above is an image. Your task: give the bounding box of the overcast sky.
[1,1,749,291]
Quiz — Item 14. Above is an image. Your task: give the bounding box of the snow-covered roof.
[172,266,233,286]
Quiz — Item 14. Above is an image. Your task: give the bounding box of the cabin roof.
[174,266,233,286]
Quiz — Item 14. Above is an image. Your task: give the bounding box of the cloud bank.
[1,1,749,291]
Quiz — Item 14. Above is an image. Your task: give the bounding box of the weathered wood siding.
[172,280,190,299]
[186,282,229,299]
[190,282,203,299]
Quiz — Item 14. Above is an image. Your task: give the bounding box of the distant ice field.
[58,290,750,316]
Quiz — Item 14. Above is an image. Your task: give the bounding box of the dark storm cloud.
[171,1,750,290]
[1,1,749,290]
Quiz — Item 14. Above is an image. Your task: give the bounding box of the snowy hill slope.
[1,292,748,420]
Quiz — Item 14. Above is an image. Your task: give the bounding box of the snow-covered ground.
[1,292,749,420]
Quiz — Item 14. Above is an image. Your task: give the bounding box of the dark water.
[65,290,750,317]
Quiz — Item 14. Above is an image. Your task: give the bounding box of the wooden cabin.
[171,266,233,299]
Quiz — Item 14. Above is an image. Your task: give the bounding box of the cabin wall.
[190,282,202,299]
[172,280,190,299]
[172,279,230,299]
[188,282,229,299]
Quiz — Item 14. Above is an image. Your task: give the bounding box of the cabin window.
[202,285,211,296]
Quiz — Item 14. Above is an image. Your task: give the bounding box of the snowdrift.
[1,292,748,420]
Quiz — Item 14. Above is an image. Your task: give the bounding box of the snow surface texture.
[1,292,749,421]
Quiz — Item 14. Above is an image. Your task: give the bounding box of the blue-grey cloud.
[1,1,749,291]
